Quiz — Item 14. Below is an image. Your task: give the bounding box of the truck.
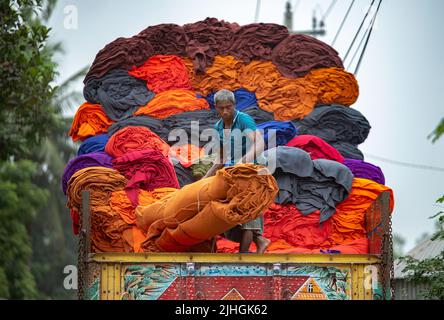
[76,190,394,300]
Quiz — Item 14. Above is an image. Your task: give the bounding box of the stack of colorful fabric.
[62,18,393,255]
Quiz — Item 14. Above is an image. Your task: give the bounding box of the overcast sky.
[48,0,444,252]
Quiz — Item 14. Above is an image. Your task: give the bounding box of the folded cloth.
[77,134,109,156]
[83,36,154,84]
[205,88,257,111]
[190,157,215,179]
[69,102,113,142]
[135,164,278,252]
[306,67,359,106]
[66,166,126,212]
[128,55,192,93]
[105,126,170,158]
[169,144,205,168]
[293,104,371,145]
[262,146,353,222]
[343,159,385,185]
[62,152,113,195]
[229,23,289,63]
[134,89,209,119]
[162,110,221,147]
[257,121,298,148]
[190,55,243,96]
[110,188,178,225]
[107,115,168,141]
[331,142,364,160]
[136,23,186,56]
[84,69,155,121]
[174,163,197,188]
[271,34,343,78]
[112,149,180,206]
[285,135,344,162]
[242,105,274,123]
[184,17,239,74]
[330,178,394,246]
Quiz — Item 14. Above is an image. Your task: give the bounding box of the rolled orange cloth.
[169,144,205,168]
[66,166,126,212]
[69,102,113,142]
[306,67,359,106]
[136,164,278,252]
[105,126,170,158]
[190,55,243,96]
[134,89,209,119]
[128,55,192,93]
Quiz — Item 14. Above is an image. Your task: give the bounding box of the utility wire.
[364,153,444,172]
[254,0,261,22]
[331,0,355,46]
[322,0,337,21]
[354,0,382,75]
[347,12,371,70]
[343,0,375,62]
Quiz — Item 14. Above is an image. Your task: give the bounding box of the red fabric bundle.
[286,135,344,162]
[128,55,192,93]
[112,149,179,206]
[105,126,170,158]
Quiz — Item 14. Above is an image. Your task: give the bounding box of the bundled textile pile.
[62,18,393,255]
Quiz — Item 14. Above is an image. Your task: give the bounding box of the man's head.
[214,89,236,122]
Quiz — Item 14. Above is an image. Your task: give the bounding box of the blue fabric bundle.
[205,88,257,110]
[77,134,109,156]
[257,121,298,149]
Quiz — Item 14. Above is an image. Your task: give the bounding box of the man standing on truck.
[202,89,270,254]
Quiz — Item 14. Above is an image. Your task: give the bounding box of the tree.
[393,233,406,260]
[400,119,444,300]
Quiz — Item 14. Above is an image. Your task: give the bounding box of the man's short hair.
[214,89,235,106]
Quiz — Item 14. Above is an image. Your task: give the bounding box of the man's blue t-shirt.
[214,111,257,166]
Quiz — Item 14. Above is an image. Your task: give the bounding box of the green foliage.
[0,0,58,160]
[428,118,444,143]
[400,252,444,300]
[0,160,49,299]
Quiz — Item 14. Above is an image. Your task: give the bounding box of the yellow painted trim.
[90,253,381,264]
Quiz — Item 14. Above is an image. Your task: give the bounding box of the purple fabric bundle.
[343,158,385,185]
[62,152,113,194]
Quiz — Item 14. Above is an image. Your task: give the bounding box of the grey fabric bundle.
[174,163,197,188]
[83,69,155,121]
[293,104,370,145]
[107,115,168,141]
[293,104,370,160]
[162,110,221,147]
[242,105,275,124]
[261,146,353,222]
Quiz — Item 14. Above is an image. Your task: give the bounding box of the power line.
[343,0,376,63]
[331,0,355,47]
[254,0,261,22]
[347,11,371,70]
[354,0,382,75]
[322,0,338,21]
[364,153,444,172]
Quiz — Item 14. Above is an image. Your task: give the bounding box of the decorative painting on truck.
[121,263,351,300]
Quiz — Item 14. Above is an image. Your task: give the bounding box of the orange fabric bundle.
[69,102,113,142]
[128,55,192,93]
[66,166,126,211]
[329,178,394,245]
[190,55,243,96]
[105,126,169,158]
[306,67,359,106]
[169,144,205,168]
[110,188,178,225]
[239,60,317,121]
[134,89,209,119]
[135,164,278,252]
